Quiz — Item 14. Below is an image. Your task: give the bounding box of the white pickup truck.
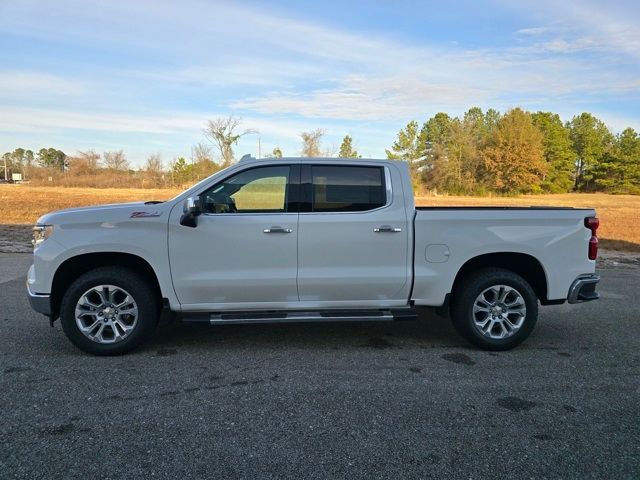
[27,156,600,355]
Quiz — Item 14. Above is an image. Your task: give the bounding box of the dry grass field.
[0,185,182,224]
[0,185,638,250]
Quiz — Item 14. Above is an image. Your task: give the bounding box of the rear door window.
[311,165,386,212]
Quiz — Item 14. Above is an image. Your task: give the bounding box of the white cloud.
[515,26,549,36]
[129,59,323,89]
[232,75,490,120]
[0,105,314,142]
[506,0,640,58]
[553,1,640,58]
[0,106,202,134]
[536,37,597,53]
[0,71,87,97]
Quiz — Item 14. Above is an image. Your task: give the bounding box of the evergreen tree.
[616,128,640,192]
[431,118,478,193]
[36,148,67,171]
[421,111,488,194]
[484,108,502,134]
[532,112,575,192]
[338,135,360,158]
[171,157,193,185]
[420,112,452,188]
[568,113,614,191]
[422,113,452,148]
[463,107,488,145]
[593,128,640,193]
[386,121,424,189]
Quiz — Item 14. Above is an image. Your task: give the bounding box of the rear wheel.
[60,267,159,355]
[451,268,538,351]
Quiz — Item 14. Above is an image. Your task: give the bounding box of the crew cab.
[27,156,600,355]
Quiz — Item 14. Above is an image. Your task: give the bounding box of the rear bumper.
[567,274,600,304]
[26,282,52,316]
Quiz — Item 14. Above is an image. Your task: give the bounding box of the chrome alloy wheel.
[74,285,138,344]
[472,285,527,340]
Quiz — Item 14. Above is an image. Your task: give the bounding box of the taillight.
[588,236,598,260]
[585,217,599,232]
[584,217,599,260]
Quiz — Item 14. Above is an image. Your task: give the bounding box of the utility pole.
[257,137,262,159]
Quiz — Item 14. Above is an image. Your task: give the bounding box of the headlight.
[32,225,54,248]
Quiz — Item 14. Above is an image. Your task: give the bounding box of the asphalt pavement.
[1,253,638,479]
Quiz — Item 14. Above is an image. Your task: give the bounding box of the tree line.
[385,108,640,194]
[0,146,224,188]
[2,109,638,193]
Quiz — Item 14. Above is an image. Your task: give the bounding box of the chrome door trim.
[374,226,402,233]
[263,227,293,233]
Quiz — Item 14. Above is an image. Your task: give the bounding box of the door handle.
[374,225,402,233]
[263,226,293,234]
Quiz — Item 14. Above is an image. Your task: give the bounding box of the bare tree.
[77,149,101,170]
[145,153,163,175]
[203,116,257,167]
[103,150,129,170]
[144,153,164,186]
[191,142,213,164]
[190,142,222,179]
[67,149,101,176]
[300,129,325,157]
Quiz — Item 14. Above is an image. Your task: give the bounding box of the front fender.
[31,219,178,309]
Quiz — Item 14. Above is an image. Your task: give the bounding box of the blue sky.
[0,0,639,166]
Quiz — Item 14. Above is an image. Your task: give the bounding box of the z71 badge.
[130,211,162,218]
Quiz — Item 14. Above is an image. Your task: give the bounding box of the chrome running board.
[181,308,417,325]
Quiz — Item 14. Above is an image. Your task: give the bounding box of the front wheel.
[59,267,159,355]
[451,268,538,351]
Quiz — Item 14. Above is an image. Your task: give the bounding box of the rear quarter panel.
[411,208,596,306]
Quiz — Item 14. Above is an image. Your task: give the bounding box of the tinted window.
[202,166,290,214]
[312,165,385,212]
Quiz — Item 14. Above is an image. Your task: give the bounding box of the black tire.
[60,267,159,355]
[450,268,538,351]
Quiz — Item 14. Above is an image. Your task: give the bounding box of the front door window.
[201,166,290,214]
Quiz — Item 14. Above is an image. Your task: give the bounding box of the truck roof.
[239,154,392,164]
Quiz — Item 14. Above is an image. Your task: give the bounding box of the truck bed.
[410,207,596,306]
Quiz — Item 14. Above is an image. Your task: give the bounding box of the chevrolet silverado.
[27,156,600,355]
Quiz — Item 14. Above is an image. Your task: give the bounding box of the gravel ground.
[0,226,32,253]
[1,254,639,479]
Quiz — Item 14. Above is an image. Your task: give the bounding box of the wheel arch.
[51,252,163,319]
[451,252,549,304]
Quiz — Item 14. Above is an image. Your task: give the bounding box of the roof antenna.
[239,154,254,162]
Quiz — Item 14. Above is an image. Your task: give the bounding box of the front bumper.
[26,281,52,316]
[567,274,600,304]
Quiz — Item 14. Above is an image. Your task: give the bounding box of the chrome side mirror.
[180,196,201,227]
[186,196,201,216]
